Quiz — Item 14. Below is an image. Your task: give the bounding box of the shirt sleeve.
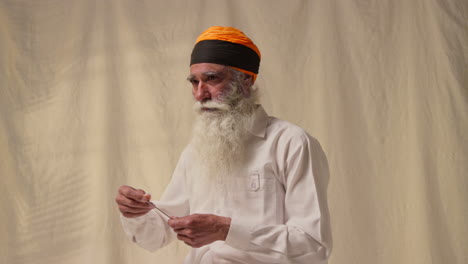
[225,134,332,263]
[120,149,190,252]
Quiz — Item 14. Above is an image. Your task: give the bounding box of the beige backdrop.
[1,0,467,263]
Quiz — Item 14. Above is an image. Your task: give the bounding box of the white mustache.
[193,100,230,112]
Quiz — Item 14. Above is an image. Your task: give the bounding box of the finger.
[143,193,151,200]
[168,217,189,229]
[168,214,200,229]
[115,194,152,209]
[118,204,152,214]
[177,234,209,248]
[118,185,149,202]
[173,228,194,237]
[173,228,211,238]
[177,234,195,246]
[118,185,146,201]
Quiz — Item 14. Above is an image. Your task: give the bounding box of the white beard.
[189,85,258,203]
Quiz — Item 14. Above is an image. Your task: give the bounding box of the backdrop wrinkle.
[1,0,467,263]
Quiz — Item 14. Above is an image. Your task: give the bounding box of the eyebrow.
[186,71,224,82]
[186,75,196,82]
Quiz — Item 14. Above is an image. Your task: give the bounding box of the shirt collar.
[247,105,268,138]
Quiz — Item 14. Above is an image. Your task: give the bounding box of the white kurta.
[121,105,332,263]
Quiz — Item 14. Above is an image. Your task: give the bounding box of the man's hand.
[168,214,231,248]
[115,185,152,218]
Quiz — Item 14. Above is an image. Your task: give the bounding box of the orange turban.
[190,26,261,82]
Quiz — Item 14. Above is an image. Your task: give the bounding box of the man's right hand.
[115,185,153,218]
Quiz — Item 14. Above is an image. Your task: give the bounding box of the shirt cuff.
[120,211,149,234]
[120,210,163,237]
[224,216,253,251]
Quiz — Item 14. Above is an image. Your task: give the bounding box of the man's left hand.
[168,214,231,248]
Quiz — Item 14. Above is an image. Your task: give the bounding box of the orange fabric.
[196,26,260,82]
[229,66,258,82]
[196,26,261,58]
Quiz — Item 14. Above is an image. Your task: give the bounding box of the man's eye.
[207,75,217,81]
[191,79,199,85]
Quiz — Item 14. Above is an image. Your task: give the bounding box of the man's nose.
[193,82,211,102]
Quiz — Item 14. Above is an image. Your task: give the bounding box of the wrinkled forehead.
[188,63,230,78]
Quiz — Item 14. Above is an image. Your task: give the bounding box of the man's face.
[188,63,257,198]
[188,63,234,105]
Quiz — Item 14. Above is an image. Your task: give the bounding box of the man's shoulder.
[266,116,318,144]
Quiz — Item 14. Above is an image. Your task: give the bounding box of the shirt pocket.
[234,170,280,224]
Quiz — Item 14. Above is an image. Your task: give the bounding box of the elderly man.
[115,26,332,263]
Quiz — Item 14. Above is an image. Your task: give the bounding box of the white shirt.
[121,105,332,263]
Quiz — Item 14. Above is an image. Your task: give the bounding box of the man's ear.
[241,74,253,97]
[243,73,253,84]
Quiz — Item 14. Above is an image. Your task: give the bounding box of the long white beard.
[189,86,258,202]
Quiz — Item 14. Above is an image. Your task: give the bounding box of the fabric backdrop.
[1,0,467,263]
